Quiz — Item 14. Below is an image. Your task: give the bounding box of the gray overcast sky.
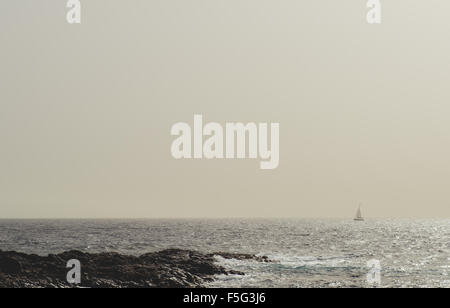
[1,1,450,218]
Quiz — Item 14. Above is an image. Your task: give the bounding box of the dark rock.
[0,255,23,274]
[0,249,271,288]
[211,252,272,263]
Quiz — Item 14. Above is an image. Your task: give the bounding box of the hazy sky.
[1,1,450,218]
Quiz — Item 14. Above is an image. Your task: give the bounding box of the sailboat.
[354,204,364,221]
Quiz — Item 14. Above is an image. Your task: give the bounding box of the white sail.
[354,205,364,221]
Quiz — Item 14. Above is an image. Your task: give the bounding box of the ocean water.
[0,219,448,288]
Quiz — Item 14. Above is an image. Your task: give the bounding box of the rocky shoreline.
[0,249,271,288]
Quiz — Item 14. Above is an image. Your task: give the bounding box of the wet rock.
[211,252,272,263]
[0,254,23,274]
[0,249,271,288]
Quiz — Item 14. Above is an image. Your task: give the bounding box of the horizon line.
[0,216,448,220]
